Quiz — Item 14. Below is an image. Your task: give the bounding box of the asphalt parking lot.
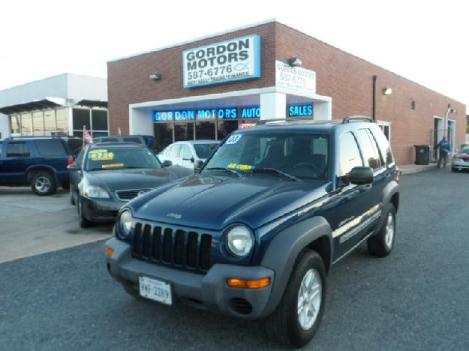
[0,187,111,263]
[1,169,468,350]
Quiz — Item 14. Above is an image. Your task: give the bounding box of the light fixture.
[148,72,162,81]
[287,57,303,67]
[382,87,393,96]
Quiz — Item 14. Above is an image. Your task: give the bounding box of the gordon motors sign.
[183,35,261,88]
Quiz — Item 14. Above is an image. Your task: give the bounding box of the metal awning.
[75,99,108,108]
[0,99,63,115]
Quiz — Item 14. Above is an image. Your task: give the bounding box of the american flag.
[83,126,93,144]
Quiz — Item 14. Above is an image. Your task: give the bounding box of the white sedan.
[451,144,469,172]
[158,140,220,170]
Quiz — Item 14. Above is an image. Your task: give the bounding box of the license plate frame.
[138,276,173,305]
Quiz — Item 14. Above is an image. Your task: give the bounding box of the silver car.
[451,144,469,172]
[158,140,220,169]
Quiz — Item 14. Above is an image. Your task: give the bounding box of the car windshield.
[204,132,329,180]
[194,143,218,159]
[460,146,469,153]
[85,147,161,171]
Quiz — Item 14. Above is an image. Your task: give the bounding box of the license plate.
[138,276,172,305]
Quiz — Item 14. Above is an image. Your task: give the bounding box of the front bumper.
[105,237,275,319]
[451,159,469,169]
[81,197,122,223]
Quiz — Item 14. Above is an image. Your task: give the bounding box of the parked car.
[0,136,78,195]
[105,117,400,347]
[69,142,191,228]
[158,140,220,169]
[451,144,469,172]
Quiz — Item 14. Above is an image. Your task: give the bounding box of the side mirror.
[67,163,80,171]
[349,166,373,185]
[194,160,204,173]
[162,160,172,167]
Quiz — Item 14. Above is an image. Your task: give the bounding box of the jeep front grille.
[131,222,213,273]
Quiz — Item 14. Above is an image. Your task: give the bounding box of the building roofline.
[0,73,106,94]
[274,21,466,108]
[107,18,276,63]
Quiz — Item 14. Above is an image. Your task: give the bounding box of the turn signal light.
[105,247,114,257]
[227,277,271,289]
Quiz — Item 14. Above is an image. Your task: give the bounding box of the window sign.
[288,104,313,117]
[154,103,313,122]
[183,35,261,88]
[239,106,260,119]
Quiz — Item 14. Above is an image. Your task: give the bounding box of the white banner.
[183,35,261,88]
[276,61,316,93]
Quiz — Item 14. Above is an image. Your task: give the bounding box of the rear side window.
[181,144,192,159]
[6,142,31,158]
[170,144,182,158]
[371,127,395,166]
[355,129,383,171]
[338,132,363,176]
[0,142,3,158]
[34,139,67,156]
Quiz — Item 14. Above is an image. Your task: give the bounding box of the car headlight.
[82,183,110,199]
[118,210,133,238]
[226,225,254,257]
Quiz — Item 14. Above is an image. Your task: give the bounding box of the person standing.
[436,137,451,168]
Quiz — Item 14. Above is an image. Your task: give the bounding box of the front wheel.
[77,197,93,228]
[367,204,396,257]
[264,250,326,348]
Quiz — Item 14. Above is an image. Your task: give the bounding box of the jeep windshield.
[204,132,329,180]
[85,147,161,171]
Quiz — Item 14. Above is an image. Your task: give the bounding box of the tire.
[31,171,57,196]
[77,197,93,228]
[367,204,396,257]
[70,187,76,205]
[264,250,326,348]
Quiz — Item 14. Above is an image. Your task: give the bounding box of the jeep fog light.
[226,225,254,257]
[119,210,133,238]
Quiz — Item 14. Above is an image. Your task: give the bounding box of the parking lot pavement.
[1,168,469,351]
[0,187,111,263]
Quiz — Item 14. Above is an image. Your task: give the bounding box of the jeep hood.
[130,174,330,230]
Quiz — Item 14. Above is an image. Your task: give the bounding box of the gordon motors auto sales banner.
[183,35,261,88]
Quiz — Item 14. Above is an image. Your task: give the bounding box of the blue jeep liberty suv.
[105,117,400,347]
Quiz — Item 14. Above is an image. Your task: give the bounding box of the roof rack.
[342,116,374,124]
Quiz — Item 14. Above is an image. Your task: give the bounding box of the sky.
[0,0,467,109]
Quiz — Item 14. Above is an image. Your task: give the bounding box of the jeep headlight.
[82,183,110,199]
[118,210,133,238]
[226,225,254,257]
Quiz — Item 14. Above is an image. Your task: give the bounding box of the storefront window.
[56,108,69,135]
[73,108,90,130]
[217,119,239,140]
[175,122,194,141]
[33,111,44,135]
[10,114,21,135]
[196,121,216,140]
[154,123,173,152]
[21,112,33,136]
[44,110,56,135]
[91,109,108,130]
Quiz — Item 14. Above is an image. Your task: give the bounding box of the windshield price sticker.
[89,150,114,161]
[227,163,254,171]
[226,135,242,145]
[101,163,124,169]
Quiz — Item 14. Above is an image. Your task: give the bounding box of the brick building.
[107,20,466,165]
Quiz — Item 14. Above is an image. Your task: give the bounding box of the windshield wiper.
[251,168,301,182]
[204,167,241,177]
